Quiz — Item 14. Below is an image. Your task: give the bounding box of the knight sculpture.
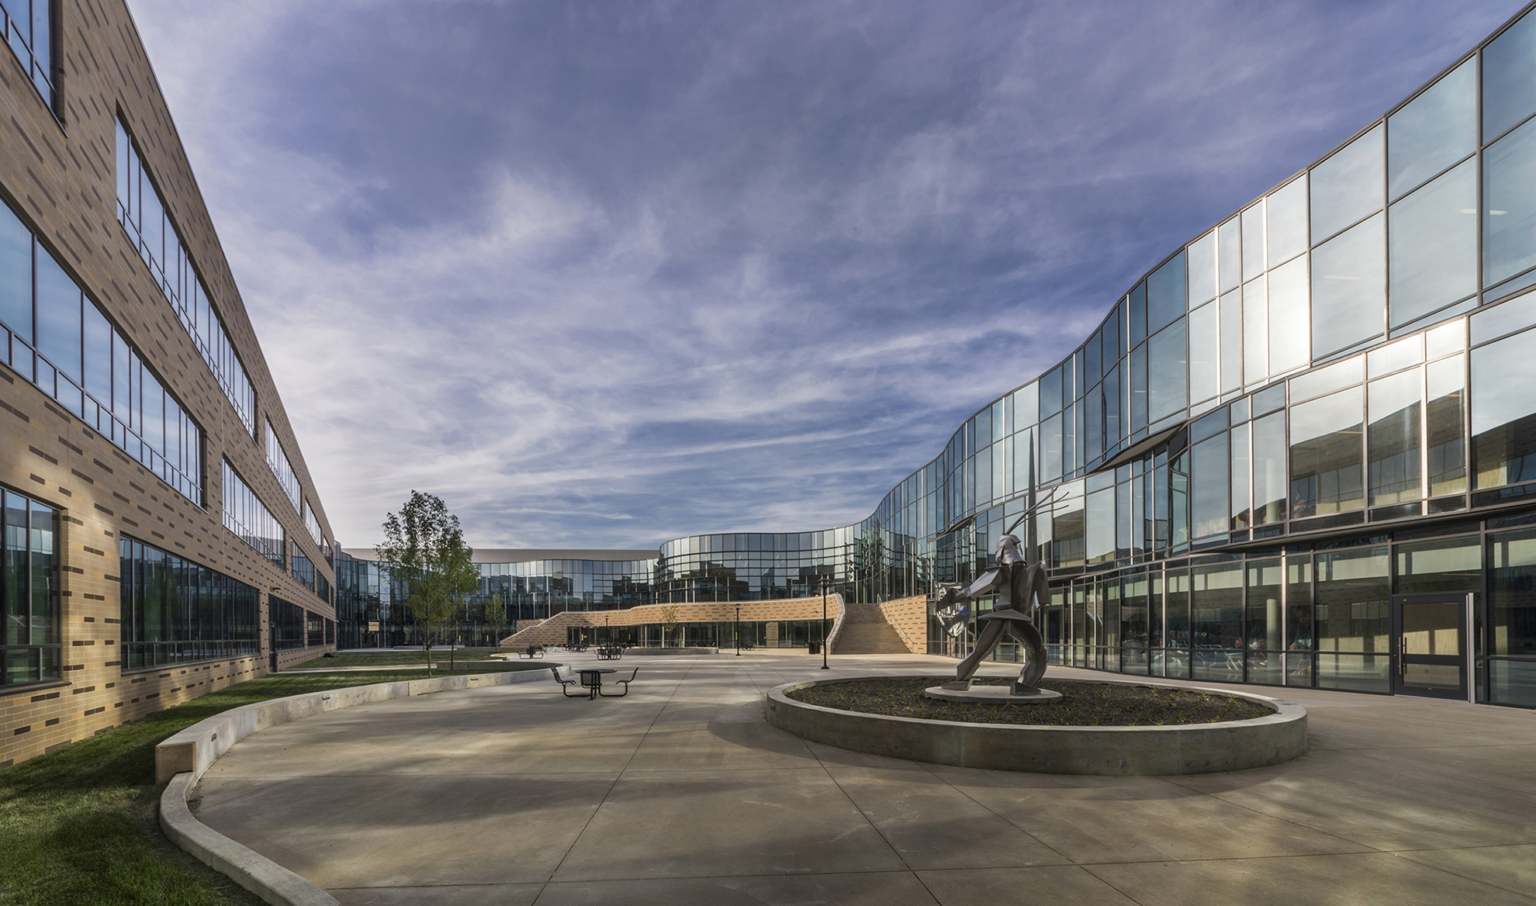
[933,450,1053,696]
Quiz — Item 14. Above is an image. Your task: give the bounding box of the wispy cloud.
[128,0,1521,548]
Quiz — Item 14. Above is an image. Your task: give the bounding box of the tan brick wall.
[879,595,929,655]
[501,596,840,648]
[0,1,337,768]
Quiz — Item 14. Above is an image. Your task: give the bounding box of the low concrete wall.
[625,647,718,656]
[764,676,1307,776]
[501,595,847,649]
[155,666,569,785]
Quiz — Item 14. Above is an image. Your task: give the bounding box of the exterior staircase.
[832,601,911,655]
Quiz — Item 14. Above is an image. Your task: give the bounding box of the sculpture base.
[923,685,1063,704]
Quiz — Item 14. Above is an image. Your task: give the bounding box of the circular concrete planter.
[764,676,1307,776]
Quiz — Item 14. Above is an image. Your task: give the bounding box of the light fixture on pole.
[735,601,741,657]
[820,575,830,670]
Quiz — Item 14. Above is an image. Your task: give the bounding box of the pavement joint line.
[1386,848,1536,902]
[1153,772,1396,856]
[530,657,701,906]
[913,754,1077,869]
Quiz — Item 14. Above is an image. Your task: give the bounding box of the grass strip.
[0,667,542,905]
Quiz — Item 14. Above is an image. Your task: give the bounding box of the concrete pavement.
[190,650,1536,905]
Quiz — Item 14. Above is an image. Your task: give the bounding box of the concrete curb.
[160,772,339,906]
[765,675,1307,775]
[155,665,570,784]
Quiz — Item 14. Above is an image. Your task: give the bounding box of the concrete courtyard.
[191,651,1536,905]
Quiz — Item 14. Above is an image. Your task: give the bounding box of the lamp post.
[820,576,829,670]
[735,601,741,656]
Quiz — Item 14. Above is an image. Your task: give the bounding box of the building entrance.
[1391,594,1469,700]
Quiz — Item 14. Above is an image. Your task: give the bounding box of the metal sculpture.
[934,450,1055,695]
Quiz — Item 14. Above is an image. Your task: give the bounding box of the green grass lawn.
[0,666,547,905]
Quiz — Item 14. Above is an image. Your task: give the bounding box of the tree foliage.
[375,491,479,677]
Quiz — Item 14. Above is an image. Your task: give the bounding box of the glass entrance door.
[1391,594,1467,700]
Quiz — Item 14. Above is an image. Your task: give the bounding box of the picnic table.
[576,668,614,700]
[596,646,624,660]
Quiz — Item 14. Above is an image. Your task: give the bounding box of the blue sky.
[130,0,1523,550]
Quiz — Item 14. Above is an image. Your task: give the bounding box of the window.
[0,199,203,504]
[1484,117,1536,287]
[1290,387,1364,518]
[1367,370,1422,505]
[119,537,259,670]
[1489,527,1536,707]
[270,596,305,651]
[1267,256,1310,375]
[2,489,57,688]
[116,119,257,436]
[0,0,55,110]
[1310,124,1384,244]
[291,540,314,593]
[304,501,323,547]
[1427,355,1466,496]
[1484,9,1536,143]
[1389,160,1476,327]
[265,420,301,513]
[1311,214,1385,358]
[1147,252,1185,335]
[1314,546,1390,693]
[1266,176,1309,267]
[1389,58,1475,200]
[1472,328,1536,489]
[1187,232,1216,308]
[1191,432,1229,539]
[222,461,284,566]
[1147,318,1187,423]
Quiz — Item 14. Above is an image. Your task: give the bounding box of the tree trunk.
[425,640,433,678]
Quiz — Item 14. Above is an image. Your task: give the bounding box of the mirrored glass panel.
[1267,176,1308,267]
[1188,231,1217,307]
[1253,411,1287,525]
[1189,301,1219,404]
[1147,252,1186,336]
[1427,355,1466,496]
[0,202,30,339]
[1220,288,1243,393]
[1231,425,1250,530]
[1485,117,1536,287]
[1148,318,1187,423]
[1472,329,1536,488]
[1311,213,1385,358]
[1484,10,1536,144]
[1389,158,1476,328]
[1243,277,1268,386]
[1310,124,1384,244]
[1268,255,1309,375]
[1389,57,1475,200]
[1367,369,1422,505]
[1192,433,1229,539]
[1242,202,1266,283]
[1218,217,1241,294]
[1290,386,1364,518]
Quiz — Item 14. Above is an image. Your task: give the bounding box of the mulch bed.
[784,676,1273,727]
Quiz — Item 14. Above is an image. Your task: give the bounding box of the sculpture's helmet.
[996,533,1024,565]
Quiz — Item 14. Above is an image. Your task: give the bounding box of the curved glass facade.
[337,8,1536,708]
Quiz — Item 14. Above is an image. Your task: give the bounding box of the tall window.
[270,596,305,650]
[265,420,300,512]
[0,0,54,111]
[119,538,259,670]
[116,119,257,436]
[0,198,203,504]
[2,488,57,688]
[222,461,284,566]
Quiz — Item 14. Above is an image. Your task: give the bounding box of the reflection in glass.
[1242,202,1265,283]
[1427,355,1466,496]
[1246,559,1284,685]
[1147,251,1186,335]
[1472,329,1536,488]
[1253,412,1286,525]
[1219,217,1241,295]
[1390,159,1476,327]
[1041,365,1063,418]
[1053,482,1085,568]
[1389,57,1475,200]
[1243,277,1267,386]
[1310,124,1383,244]
[1231,425,1250,530]
[1314,546,1390,693]
[1188,232,1216,308]
[1367,369,1422,505]
[1220,288,1243,393]
[1483,10,1536,144]
[1395,535,1479,594]
[1267,176,1308,267]
[1042,413,1063,482]
[1286,555,1314,685]
[1191,433,1228,539]
[1267,255,1309,376]
[1484,117,1536,287]
[1488,527,1536,707]
[0,202,30,339]
[1311,213,1385,357]
[1164,568,1190,677]
[1129,281,1146,348]
[35,247,81,382]
[1191,563,1242,682]
[1188,302,1218,404]
[1148,319,1187,423]
[1130,344,1147,432]
[1087,487,1115,566]
[1289,387,1363,518]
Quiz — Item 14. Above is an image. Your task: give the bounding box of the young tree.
[375,491,480,678]
[659,604,681,648]
[484,591,508,648]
